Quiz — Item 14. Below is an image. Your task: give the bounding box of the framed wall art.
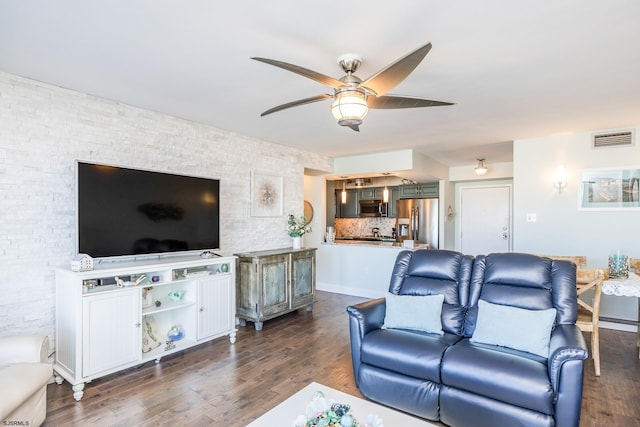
[251,171,283,217]
[579,166,640,210]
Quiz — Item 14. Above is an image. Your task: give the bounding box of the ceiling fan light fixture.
[330,89,368,127]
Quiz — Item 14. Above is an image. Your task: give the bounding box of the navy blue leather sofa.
[347,250,588,427]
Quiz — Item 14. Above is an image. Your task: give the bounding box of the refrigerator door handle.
[413,207,420,240]
[409,208,414,239]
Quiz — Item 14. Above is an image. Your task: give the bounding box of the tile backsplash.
[334,218,396,237]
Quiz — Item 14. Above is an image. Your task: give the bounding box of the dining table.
[602,271,640,358]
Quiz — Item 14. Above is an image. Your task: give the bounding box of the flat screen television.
[77,161,220,259]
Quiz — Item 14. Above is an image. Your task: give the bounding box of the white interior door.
[460,185,512,255]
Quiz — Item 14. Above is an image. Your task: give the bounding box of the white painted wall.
[0,72,331,339]
[513,127,640,320]
[316,243,405,298]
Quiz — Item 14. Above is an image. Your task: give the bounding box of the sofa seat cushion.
[441,339,554,415]
[361,329,461,383]
[0,363,52,419]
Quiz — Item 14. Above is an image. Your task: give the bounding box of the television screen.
[77,162,220,258]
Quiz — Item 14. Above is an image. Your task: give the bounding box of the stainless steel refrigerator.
[395,198,439,249]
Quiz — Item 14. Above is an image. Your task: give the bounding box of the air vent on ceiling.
[592,130,634,149]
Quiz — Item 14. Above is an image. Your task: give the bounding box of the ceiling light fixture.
[330,89,369,128]
[474,158,488,176]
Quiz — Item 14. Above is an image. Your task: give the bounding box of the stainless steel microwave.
[359,199,388,217]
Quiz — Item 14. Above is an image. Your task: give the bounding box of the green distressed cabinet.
[234,248,316,330]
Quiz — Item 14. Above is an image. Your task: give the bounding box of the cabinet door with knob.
[399,183,439,198]
[82,288,141,377]
[197,274,236,342]
[335,189,359,218]
[290,249,316,308]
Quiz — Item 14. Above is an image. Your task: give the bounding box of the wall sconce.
[474,158,488,176]
[553,166,567,192]
[446,205,455,221]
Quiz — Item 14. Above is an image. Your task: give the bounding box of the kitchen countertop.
[326,238,429,249]
[335,235,397,242]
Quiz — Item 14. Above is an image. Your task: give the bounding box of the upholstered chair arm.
[346,298,386,339]
[0,335,49,364]
[548,325,588,391]
[547,325,588,427]
[547,324,588,426]
[346,298,385,386]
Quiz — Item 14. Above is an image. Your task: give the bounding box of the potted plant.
[287,214,312,249]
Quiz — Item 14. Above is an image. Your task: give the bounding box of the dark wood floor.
[45,291,640,426]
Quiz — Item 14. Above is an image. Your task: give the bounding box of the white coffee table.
[247,382,436,426]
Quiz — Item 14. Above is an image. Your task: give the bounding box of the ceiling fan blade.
[368,95,454,109]
[252,57,345,89]
[358,43,432,96]
[260,94,333,117]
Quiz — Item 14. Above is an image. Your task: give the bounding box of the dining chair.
[536,254,587,267]
[575,268,605,376]
[538,254,603,376]
[629,258,640,357]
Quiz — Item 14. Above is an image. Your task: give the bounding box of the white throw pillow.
[382,292,444,335]
[470,299,557,358]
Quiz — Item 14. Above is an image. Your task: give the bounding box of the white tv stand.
[54,254,236,401]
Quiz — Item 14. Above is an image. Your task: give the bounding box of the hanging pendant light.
[382,173,390,203]
[341,178,347,204]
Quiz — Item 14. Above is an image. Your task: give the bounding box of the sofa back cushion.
[388,249,474,335]
[464,252,578,337]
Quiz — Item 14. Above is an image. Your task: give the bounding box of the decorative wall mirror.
[303,200,314,224]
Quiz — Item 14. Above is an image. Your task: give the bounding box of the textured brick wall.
[0,72,331,339]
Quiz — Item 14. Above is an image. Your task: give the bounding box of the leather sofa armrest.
[547,325,588,393]
[0,335,49,364]
[346,298,385,386]
[346,298,386,339]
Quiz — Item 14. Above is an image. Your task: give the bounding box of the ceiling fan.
[252,42,453,132]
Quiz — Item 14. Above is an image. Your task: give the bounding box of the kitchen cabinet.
[235,248,316,331]
[326,181,336,227]
[359,187,383,200]
[399,183,439,198]
[388,188,400,218]
[54,255,236,401]
[335,189,359,218]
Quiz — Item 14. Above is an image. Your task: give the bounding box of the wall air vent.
[592,130,634,149]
